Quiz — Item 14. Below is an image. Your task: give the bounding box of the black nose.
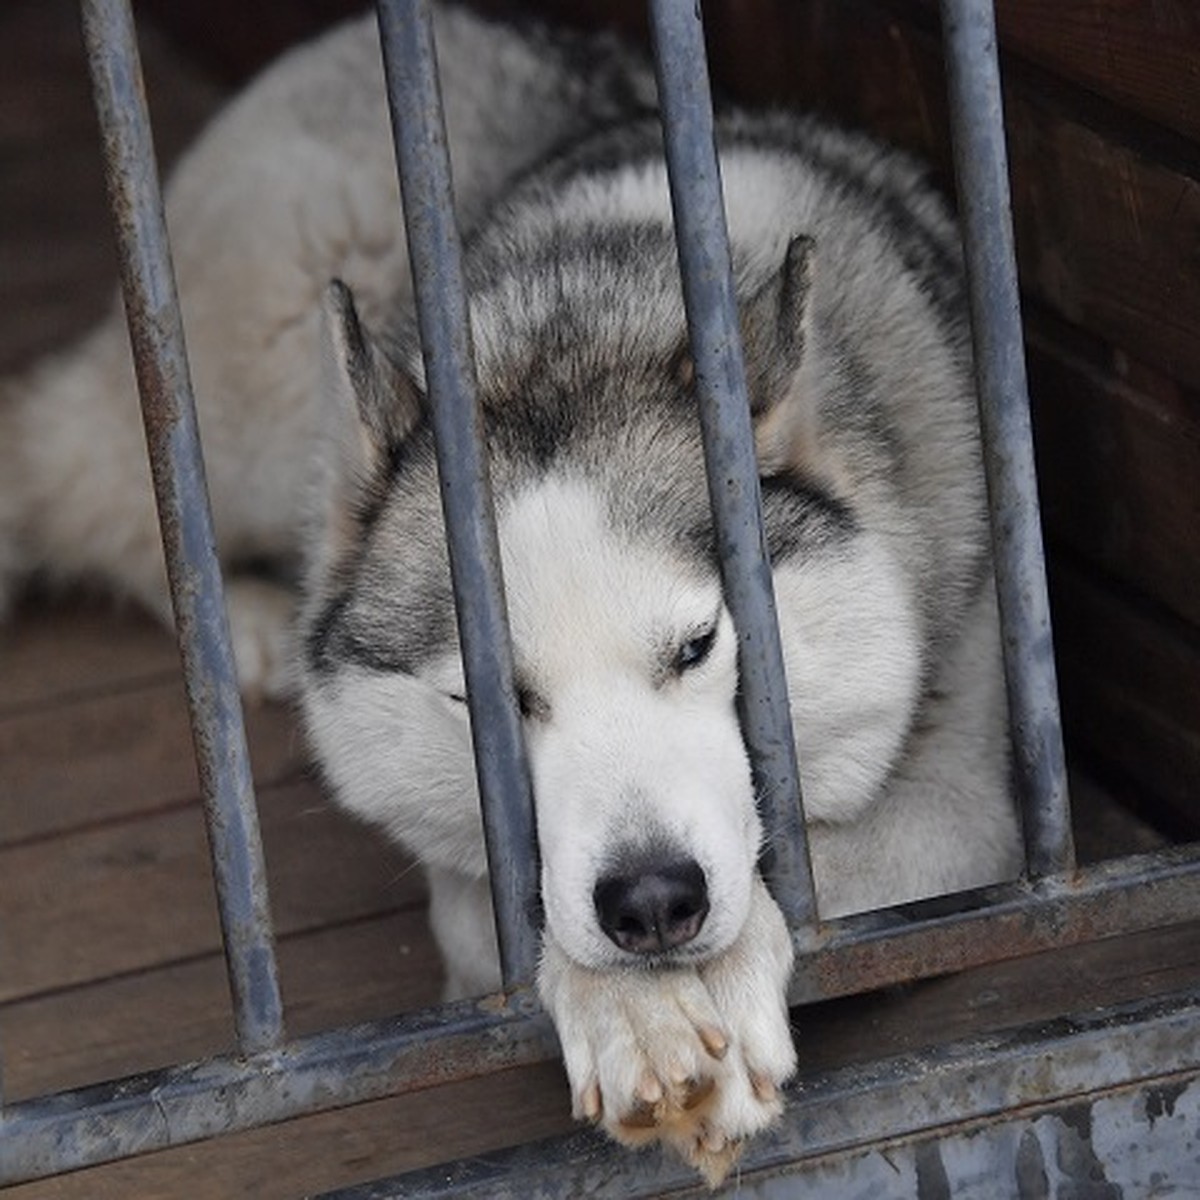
[594,858,709,954]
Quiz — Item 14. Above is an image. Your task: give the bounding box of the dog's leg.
[538,877,795,1186]
[222,576,295,702]
[683,875,796,1180]
[426,866,502,1001]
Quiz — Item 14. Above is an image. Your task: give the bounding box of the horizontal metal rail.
[3,846,1197,1185]
[940,0,1074,878]
[375,0,540,987]
[648,0,816,929]
[79,0,284,1055]
[314,988,1200,1197]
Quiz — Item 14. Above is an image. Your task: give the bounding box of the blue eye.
[676,626,716,673]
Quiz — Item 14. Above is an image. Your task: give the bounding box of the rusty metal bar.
[78,0,284,1054]
[786,842,1200,1005]
[4,846,1196,1185]
[0,992,555,1185]
[374,0,540,988]
[316,988,1200,1198]
[647,0,817,929]
[940,0,1074,879]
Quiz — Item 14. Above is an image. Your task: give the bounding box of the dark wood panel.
[1027,320,1200,630]
[0,599,179,711]
[0,675,305,845]
[3,912,441,1101]
[996,0,1200,145]
[1050,559,1200,837]
[717,1,1200,391]
[0,780,423,1002]
[1006,99,1200,391]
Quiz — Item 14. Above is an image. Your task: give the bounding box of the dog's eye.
[675,626,717,673]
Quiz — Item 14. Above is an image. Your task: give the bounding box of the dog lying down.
[0,4,1021,1185]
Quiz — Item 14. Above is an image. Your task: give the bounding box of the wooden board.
[1028,317,1200,632]
[995,0,1200,145]
[0,777,423,1002]
[4,912,442,1101]
[1050,558,1200,838]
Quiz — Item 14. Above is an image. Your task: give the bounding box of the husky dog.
[0,3,1021,1184]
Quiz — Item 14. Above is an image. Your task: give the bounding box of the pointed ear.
[313,281,421,562]
[739,236,823,478]
[319,278,420,475]
[740,234,814,414]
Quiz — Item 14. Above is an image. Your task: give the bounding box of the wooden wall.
[149,0,1200,839]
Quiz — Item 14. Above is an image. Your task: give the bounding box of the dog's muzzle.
[593,857,709,954]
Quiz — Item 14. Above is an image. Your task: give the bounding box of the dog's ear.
[740,234,814,414]
[314,281,422,560]
[738,235,826,479]
[320,278,421,474]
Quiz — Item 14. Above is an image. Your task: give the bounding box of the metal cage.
[2,0,1198,1193]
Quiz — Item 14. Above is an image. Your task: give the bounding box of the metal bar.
[786,843,1200,1005]
[940,0,1074,879]
[4,847,1195,1184]
[0,992,555,1186]
[647,0,817,928]
[78,0,283,1054]
[374,0,540,988]
[315,988,1200,1198]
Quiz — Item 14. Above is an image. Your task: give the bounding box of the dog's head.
[299,231,922,974]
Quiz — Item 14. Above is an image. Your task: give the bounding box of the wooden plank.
[0,673,306,845]
[996,0,1200,145]
[679,1,1200,390]
[0,599,180,712]
[1027,319,1200,630]
[1006,100,1200,392]
[1069,773,1168,865]
[1050,558,1200,837]
[0,780,425,1002]
[3,912,442,1102]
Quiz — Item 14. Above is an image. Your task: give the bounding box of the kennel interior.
[0,0,1198,1196]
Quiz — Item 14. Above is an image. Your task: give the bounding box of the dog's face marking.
[493,478,759,969]
[415,477,760,969]
[302,191,932,971]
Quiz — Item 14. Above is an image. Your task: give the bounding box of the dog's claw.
[578,1080,603,1122]
[619,1103,661,1133]
[681,1074,716,1111]
[635,1070,663,1105]
[697,1023,729,1060]
[685,1133,745,1189]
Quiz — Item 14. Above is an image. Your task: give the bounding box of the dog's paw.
[538,878,796,1187]
[678,876,797,1183]
[224,577,294,702]
[538,937,730,1149]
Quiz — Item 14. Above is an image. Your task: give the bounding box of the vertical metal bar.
[647,0,817,927]
[940,0,1074,878]
[80,0,284,1053]
[375,0,540,985]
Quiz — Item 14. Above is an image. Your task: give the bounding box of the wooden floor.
[2,3,1197,1197]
